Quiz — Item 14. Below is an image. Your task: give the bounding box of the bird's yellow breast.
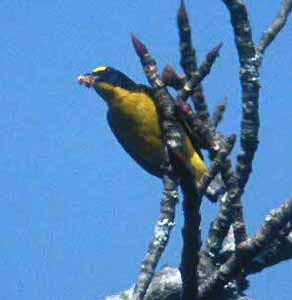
[98,82,207,181]
[108,85,164,165]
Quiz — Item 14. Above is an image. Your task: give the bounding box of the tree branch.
[177,154,201,300]
[178,43,223,103]
[257,0,292,57]
[244,224,292,275]
[133,171,179,300]
[200,198,292,299]
[177,0,210,122]
[222,0,259,190]
[207,0,262,252]
[212,97,228,129]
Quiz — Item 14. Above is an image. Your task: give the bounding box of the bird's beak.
[77,73,99,88]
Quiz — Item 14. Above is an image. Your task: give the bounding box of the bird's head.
[78,66,136,106]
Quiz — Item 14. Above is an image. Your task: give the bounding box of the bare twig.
[212,98,228,128]
[178,43,223,102]
[175,41,224,153]
[177,0,210,121]
[257,0,292,57]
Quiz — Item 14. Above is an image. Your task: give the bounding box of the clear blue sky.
[1,1,291,299]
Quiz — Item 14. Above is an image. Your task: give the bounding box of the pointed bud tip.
[164,64,175,72]
[179,0,186,10]
[228,134,237,145]
[217,42,224,51]
[217,97,227,111]
[162,65,176,79]
[207,42,224,61]
[177,0,188,24]
[213,42,224,55]
[131,33,148,58]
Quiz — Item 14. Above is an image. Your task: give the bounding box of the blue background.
[1,1,291,299]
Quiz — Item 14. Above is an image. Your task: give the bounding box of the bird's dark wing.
[107,111,162,178]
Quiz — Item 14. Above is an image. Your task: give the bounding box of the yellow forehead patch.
[92,66,107,73]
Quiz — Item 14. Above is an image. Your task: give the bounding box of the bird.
[78,66,208,185]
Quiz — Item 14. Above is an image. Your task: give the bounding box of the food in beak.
[77,75,95,88]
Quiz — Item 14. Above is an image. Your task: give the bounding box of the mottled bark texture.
[177,0,210,123]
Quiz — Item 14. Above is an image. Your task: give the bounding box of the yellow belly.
[106,87,208,182]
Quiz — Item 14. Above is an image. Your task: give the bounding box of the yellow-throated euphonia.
[78,66,208,184]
